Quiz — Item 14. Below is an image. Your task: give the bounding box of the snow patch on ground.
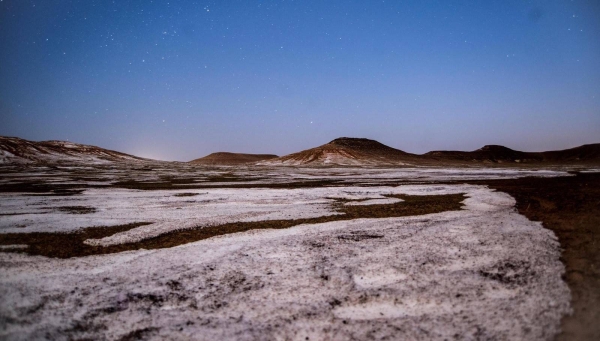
[0,244,28,250]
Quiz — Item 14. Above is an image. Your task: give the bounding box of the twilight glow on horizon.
[1,0,599,161]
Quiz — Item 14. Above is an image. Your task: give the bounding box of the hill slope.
[539,144,600,163]
[261,137,422,166]
[0,136,149,164]
[190,152,278,165]
[3,135,598,167]
[264,138,600,166]
[426,144,600,164]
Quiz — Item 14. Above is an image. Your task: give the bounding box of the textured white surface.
[0,166,569,236]
[0,186,395,236]
[0,184,570,341]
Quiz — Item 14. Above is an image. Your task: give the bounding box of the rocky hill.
[426,144,600,164]
[190,152,278,165]
[0,136,149,164]
[263,138,600,166]
[260,137,424,166]
[3,135,598,167]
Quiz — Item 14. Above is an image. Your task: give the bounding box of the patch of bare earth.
[0,193,465,258]
[54,206,97,214]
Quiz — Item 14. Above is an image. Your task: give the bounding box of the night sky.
[1,1,599,161]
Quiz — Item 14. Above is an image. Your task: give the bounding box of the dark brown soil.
[55,206,97,214]
[173,192,202,197]
[110,179,345,190]
[0,223,152,259]
[471,172,600,341]
[0,178,347,193]
[0,193,465,259]
[0,182,89,195]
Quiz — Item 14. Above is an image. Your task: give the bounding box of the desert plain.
[1,137,599,341]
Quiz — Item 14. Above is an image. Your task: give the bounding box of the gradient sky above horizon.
[1,0,599,161]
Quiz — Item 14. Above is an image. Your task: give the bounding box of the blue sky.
[1,0,599,161]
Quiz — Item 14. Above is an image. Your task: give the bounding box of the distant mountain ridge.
[426,144,600,164]
[190,152,278,165]
[1,135,599,166]
[0,136,149,164]
[263,138,600,166]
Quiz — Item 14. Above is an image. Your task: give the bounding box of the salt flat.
[0,165,573,340]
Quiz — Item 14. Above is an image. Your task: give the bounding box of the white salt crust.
[0,184,570,341]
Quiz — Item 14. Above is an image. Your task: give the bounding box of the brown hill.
[264,138,600,166]
[426,145,540,163]
[261,137,423,166]
[190,152,279,165]
[426,144,600,164]
[539,144,600,163]
[3,135,598,167]
[0,136,149,164]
